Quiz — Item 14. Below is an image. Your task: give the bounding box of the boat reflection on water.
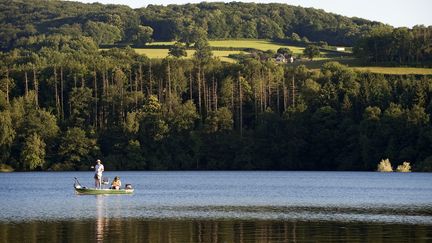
[94,194,128,242]
[95,195,107,242]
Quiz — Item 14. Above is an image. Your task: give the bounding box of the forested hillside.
[1,42,432,171]
[0,0,432,172]
[137,2,381,45]
[354,25,432,65]
[0,0,384,49]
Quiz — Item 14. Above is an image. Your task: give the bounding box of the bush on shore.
[377,158,393,172]
[0,164,14,172]
[396,162,411,172]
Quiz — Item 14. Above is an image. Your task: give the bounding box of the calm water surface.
[1,171,431,242]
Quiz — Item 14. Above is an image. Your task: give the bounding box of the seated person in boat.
[111,176,122,190]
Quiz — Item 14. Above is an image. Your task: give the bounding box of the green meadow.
[149,39,306,53]
[146,39,346,60]
[287,56,432,75]
[353,67,432,75]
[208,39,304,53]
[139,40,432,75]
[133,49,242,63]
[140,39,338,62]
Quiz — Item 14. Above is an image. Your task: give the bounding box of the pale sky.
[70,0,432,28]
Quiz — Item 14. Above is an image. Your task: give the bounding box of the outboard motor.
[74,177,86,189]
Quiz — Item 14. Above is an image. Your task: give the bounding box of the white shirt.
[95,164,104,176]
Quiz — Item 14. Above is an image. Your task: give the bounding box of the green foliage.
[1,0,429,70]
[166,99,199,133]
[124,139,145,169]
[1,50,431,171]
[354,26,432,64]
[204,107,234,133]
[0,91,8,111]
[277,48,293,57]
[303,45,320,60]
[257,18,284,39]
[291,33,301,42]
[194,38,213,63]
[302,79,321,106]
[138,95,169,142]
[14,34,98,54]
[83,21,122,45]
[58,127,97,167]
[144,2,381,45]
[0,111,15,148]
[179,26,207,47]
[364,106,382,121]
[406,105,429,126]
[69,87,94,128]
[128,25,153,47]
[50,162,75,171]
[0,110,15,164]
[51,24,83,37]
[219,76,234,109]
[21,133,46,170]
[169,42,187,58]
[0,0,430,172]
[22,110,59,142]
[125,111,141,135]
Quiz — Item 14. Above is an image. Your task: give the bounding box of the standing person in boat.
[94,159,104,189]
[111,176,122,190]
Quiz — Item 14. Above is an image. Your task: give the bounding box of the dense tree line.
[136,2,383,45]
[0,0,432,172]
[354,25,432,65]
[1,32,432,172]
[0,0,150,50]
[0,0,385,50]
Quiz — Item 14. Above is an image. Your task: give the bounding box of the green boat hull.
[74,187,134,195]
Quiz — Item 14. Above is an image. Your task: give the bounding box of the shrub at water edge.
[0,163,14,172]
[377,158,393,172]
[396,162,411,172]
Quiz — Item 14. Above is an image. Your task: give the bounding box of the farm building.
[275,54,287,63]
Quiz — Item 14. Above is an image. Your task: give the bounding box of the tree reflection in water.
[0,219,431,242]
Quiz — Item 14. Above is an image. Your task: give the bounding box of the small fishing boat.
[74,177,134,195]
[74,187,134,195]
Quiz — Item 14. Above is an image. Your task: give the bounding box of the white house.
[275,54,287,63]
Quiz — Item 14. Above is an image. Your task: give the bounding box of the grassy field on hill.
[208,40,304,53]
[146,42,175,46]
[292,58,432,75]
[133,49,242,63]
[143,39,339,61]
[353,67,432,75]
[149,39,306,53]
[148,39,304,51]
[141,40,432,75]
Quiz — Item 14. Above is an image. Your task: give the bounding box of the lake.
[1,171,431,242]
